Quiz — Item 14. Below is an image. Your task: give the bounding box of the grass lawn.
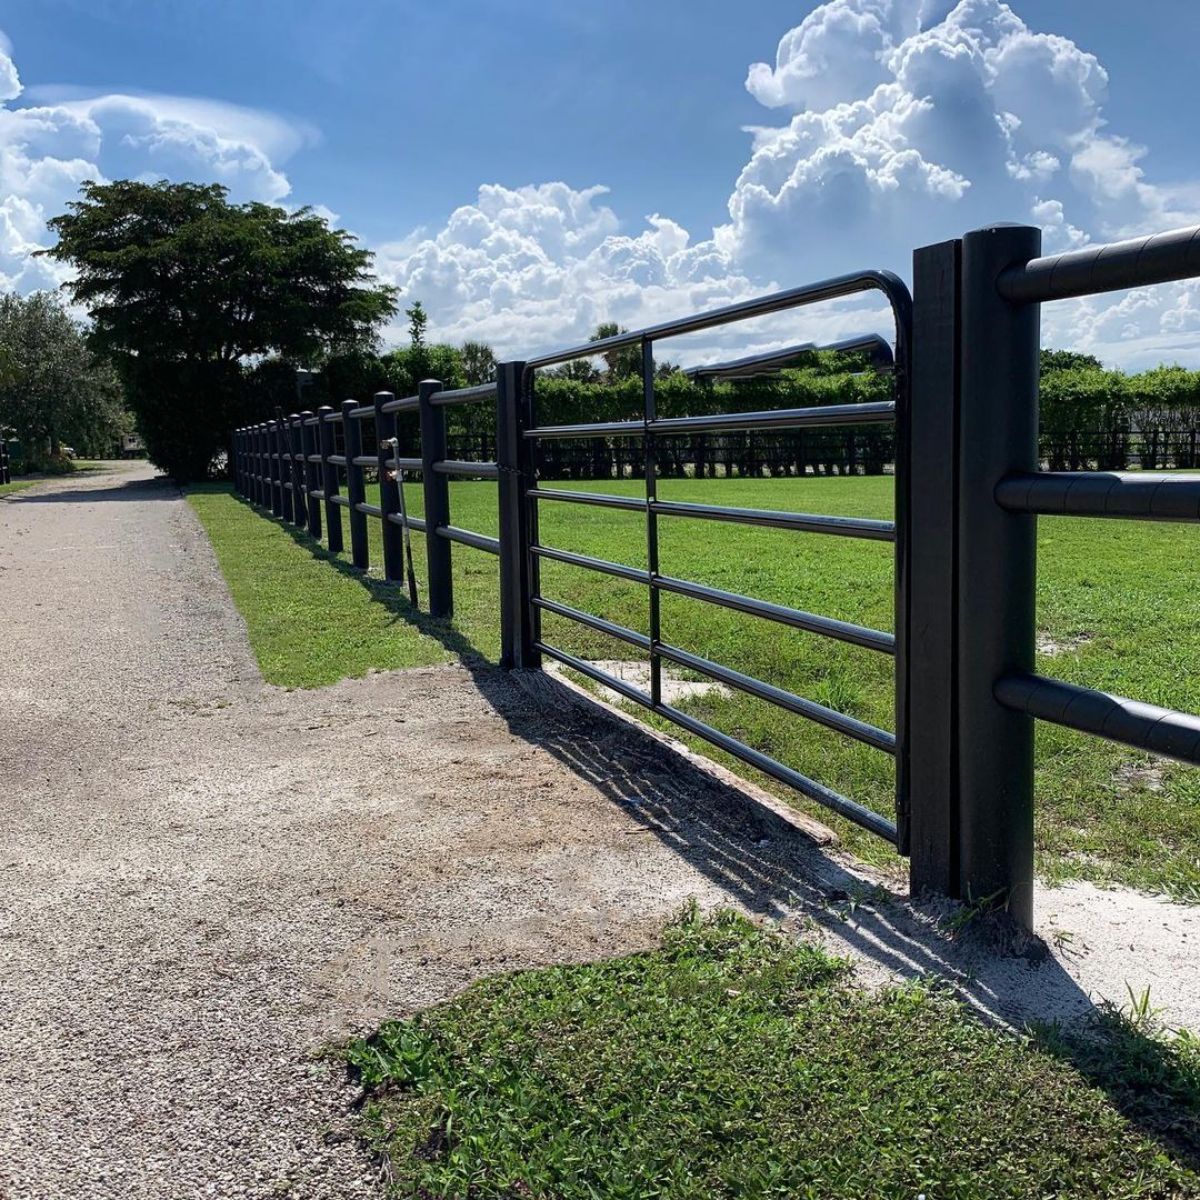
[347,907,1200,1199]
[187,474,1200,898]
[0,478,39,496]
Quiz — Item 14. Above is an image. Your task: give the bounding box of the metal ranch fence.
[234,220,1200,927]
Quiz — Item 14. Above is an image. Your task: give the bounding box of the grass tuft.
[348,908,1199,1199]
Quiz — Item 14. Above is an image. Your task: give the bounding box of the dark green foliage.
[347,908,1199,1199]
[41,180,396,479]
[0,290,128,469]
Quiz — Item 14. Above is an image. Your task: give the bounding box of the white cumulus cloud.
[4,5,1200,369]
[0,34,304,293]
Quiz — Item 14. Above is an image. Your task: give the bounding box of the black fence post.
[288,415,306,530]
[299,410,321,539]
[343,399,369,570]
[268,419,282,517]
[907,238,962,900]
[318,405,342,553]
[274,408,293,522]
[374,392,404,582]
[418,378,452,618]
[958,223,1041,927]
[496,361,540,669]
[255,424,267,506]
[1,439,10,485]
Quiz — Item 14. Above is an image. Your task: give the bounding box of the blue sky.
[3,0,1200,366]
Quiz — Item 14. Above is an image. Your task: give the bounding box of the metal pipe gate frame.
[233,220,1200,928]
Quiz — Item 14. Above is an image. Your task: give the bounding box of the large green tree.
[0,291,128,470]
[40,180,397,480]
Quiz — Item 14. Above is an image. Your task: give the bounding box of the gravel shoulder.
[2,463,1197,1199]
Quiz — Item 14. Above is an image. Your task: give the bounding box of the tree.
[40,180,397,480]
[0,291,128,470]
[460,340,496,386]
[589,321,642,381]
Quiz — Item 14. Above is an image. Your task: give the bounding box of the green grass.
[0,478,38,496]
[187,476,1200,897]
[347,907,1200,1199]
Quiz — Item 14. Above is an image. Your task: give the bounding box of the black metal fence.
[235,219,1200,928]
[0,442,10,485]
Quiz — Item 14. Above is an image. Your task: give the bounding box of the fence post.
[958,223,1041,927]
[418,378,452,618]
[318,405,342,553]
[273,408,292,521]
[285,415,303,529]
[266,420,281,516]
[907,238,962,899]
[299,410,321,539]
[342,400,369,569]
[285,416,301,528]
[373,392,404,582]
[257,424,268,506]
[496,361,540,669]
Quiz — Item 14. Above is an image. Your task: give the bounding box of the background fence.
[235,219,1200,928]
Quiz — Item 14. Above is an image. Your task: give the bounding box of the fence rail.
[235,217,1200,928]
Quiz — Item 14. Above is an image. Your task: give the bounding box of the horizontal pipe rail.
[526,400,895,440]
[355,501,383,517]
[532,596,651,651]
[391,457,422,471]
[323,410,343,423]
[351,455,377,468]
[654,640,896,753]
[329,494,351,508]
[996,673,1200,767]
[530,543,649,585]
[651,499,895,541]
[430,382,497,407]
[535,642,897,842]
[527,487,648,513]
[327,454,347,466]
[996,471,1200,521]
[530,542,894,653]
[433,460,501,479]
[348,405,373,420]
[379,394,419,415]
[526,268,910,368]
[999,224,1200,304]
[686,333,895,381]
[653,574,896,655]
[437,524,500,554]
[651,402,895,436]
[385,512,427,532]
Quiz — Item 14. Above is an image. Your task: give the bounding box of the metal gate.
[497,273,913,849]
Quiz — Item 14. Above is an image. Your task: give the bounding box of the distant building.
[121,433,146,458]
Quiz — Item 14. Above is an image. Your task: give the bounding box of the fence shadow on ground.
[247,492,1198,1172]
[11,474,175,504]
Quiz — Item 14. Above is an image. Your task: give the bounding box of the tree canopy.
[40,180,397,479]
[0,291,128,470]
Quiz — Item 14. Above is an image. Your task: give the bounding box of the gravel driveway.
[0,463,836,1199]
